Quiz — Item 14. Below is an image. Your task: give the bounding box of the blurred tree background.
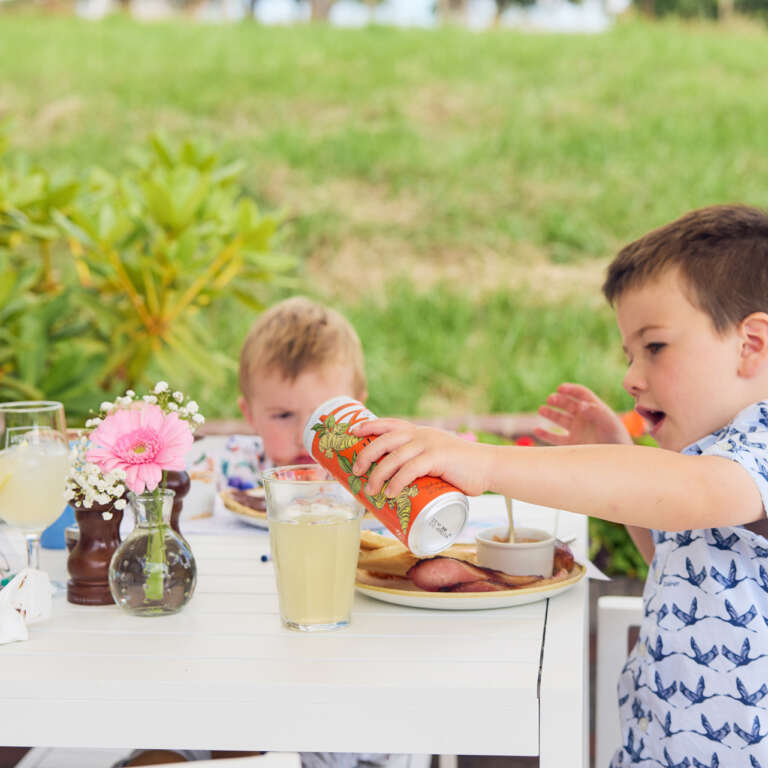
[2,2,767,575]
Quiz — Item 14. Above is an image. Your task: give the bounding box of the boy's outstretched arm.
[351,420,765,532]
[534,383,632,446]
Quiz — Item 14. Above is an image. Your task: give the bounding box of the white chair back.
[595,595,643,768]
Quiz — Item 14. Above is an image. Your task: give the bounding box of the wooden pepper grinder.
[67,502,124,605]
[164,469,191,538]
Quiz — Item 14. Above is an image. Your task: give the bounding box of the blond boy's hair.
[603,204,768,333]
[238,297,366,402]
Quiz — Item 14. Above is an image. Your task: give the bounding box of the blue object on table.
[41,505,76,550]
[227,476,255,490]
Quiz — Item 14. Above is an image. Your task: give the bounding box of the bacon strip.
[554,541,574,572]
[407,557,541,592]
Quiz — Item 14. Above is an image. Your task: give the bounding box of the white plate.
[225,507,269,529]
[355,564,586,610]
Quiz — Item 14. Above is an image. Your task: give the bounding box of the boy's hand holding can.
[350,419,494,499]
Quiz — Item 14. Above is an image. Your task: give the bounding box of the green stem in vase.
[143,486,167,602]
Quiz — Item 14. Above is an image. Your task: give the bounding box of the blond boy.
[351,205,768,766]
[237,296,367,468]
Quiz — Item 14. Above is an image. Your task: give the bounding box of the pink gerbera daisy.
[86,403,193,494]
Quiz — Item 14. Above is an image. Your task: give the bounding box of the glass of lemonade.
[0,401,69,572]
[262,464,362,632]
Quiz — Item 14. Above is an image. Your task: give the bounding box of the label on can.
[303,397,468,556]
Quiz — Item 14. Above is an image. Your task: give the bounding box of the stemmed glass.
[0,401,69,572]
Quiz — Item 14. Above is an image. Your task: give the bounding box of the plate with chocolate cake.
[220,487,268,528]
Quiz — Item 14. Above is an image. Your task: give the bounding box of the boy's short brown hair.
[603,204,768,332]
[238,296,366,401]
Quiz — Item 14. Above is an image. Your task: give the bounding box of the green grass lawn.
[2,13,768,420]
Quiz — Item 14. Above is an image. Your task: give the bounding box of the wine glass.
[0,401,69,572]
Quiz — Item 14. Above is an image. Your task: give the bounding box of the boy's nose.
[622,364,645,397]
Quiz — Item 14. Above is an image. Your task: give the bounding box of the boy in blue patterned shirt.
[351,204,768,767]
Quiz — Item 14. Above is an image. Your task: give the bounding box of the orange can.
[303,397,468,556]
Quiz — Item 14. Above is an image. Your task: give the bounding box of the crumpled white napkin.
[0,568,52,644]
[0,523,26,578]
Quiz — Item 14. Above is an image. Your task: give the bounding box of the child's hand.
[534,383,632,446]
[351,419,491,498]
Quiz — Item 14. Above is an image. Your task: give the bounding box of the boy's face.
[239,364,363,468]
[616,269,744,452]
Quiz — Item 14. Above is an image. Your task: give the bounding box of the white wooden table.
[0,495,589,767]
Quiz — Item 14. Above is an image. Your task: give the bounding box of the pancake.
[220,487,267,519]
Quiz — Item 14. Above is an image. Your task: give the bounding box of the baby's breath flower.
[173,391,184,403]
[66,439,129,509]
[114,499,127,510]
[100,401,113,412]
[125,389,135,397]
[85,417,101,428]
[167,402,178,411]
[154,381,169,394]
[186,400,199,414]
[142,394,158,404]
[193,414,205,425]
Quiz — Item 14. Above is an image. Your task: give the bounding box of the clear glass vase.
[109,488,197,616]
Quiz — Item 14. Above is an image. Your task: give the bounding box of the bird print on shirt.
[662,559,708,590]
[710,561,749,593]
[682,638,719,668]
[672,598,707,628]
[751,544,768,560]
[724,678,768,709]
[715,601,758,630]
[655,712,685,739]
[721,638,768,669]
[623,728,655,763]
[710,529,740,551]
[753,566,768,594]
[688,715,731,745]
[649,671,678,703]
[657,747,691,768]
[680,676,718,707]
[674,531,704,550]
[734,716,768,747]
[647,635,680,662]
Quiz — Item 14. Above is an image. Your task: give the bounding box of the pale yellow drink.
[0,441,70,532]
[269,504,361,630]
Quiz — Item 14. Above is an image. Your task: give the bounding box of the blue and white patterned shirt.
[611,401,768,768]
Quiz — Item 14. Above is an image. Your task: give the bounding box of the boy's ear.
[238,395,257,432]
[738,312,768,378]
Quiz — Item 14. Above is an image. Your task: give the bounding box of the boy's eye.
[272,412,293,420]
[646,342,665,355]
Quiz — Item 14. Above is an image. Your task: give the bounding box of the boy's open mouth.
[636,406,666,434]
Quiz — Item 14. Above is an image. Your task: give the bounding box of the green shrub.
[1,133,293,421]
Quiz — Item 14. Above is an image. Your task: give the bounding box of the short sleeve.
[688,402,768,516]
